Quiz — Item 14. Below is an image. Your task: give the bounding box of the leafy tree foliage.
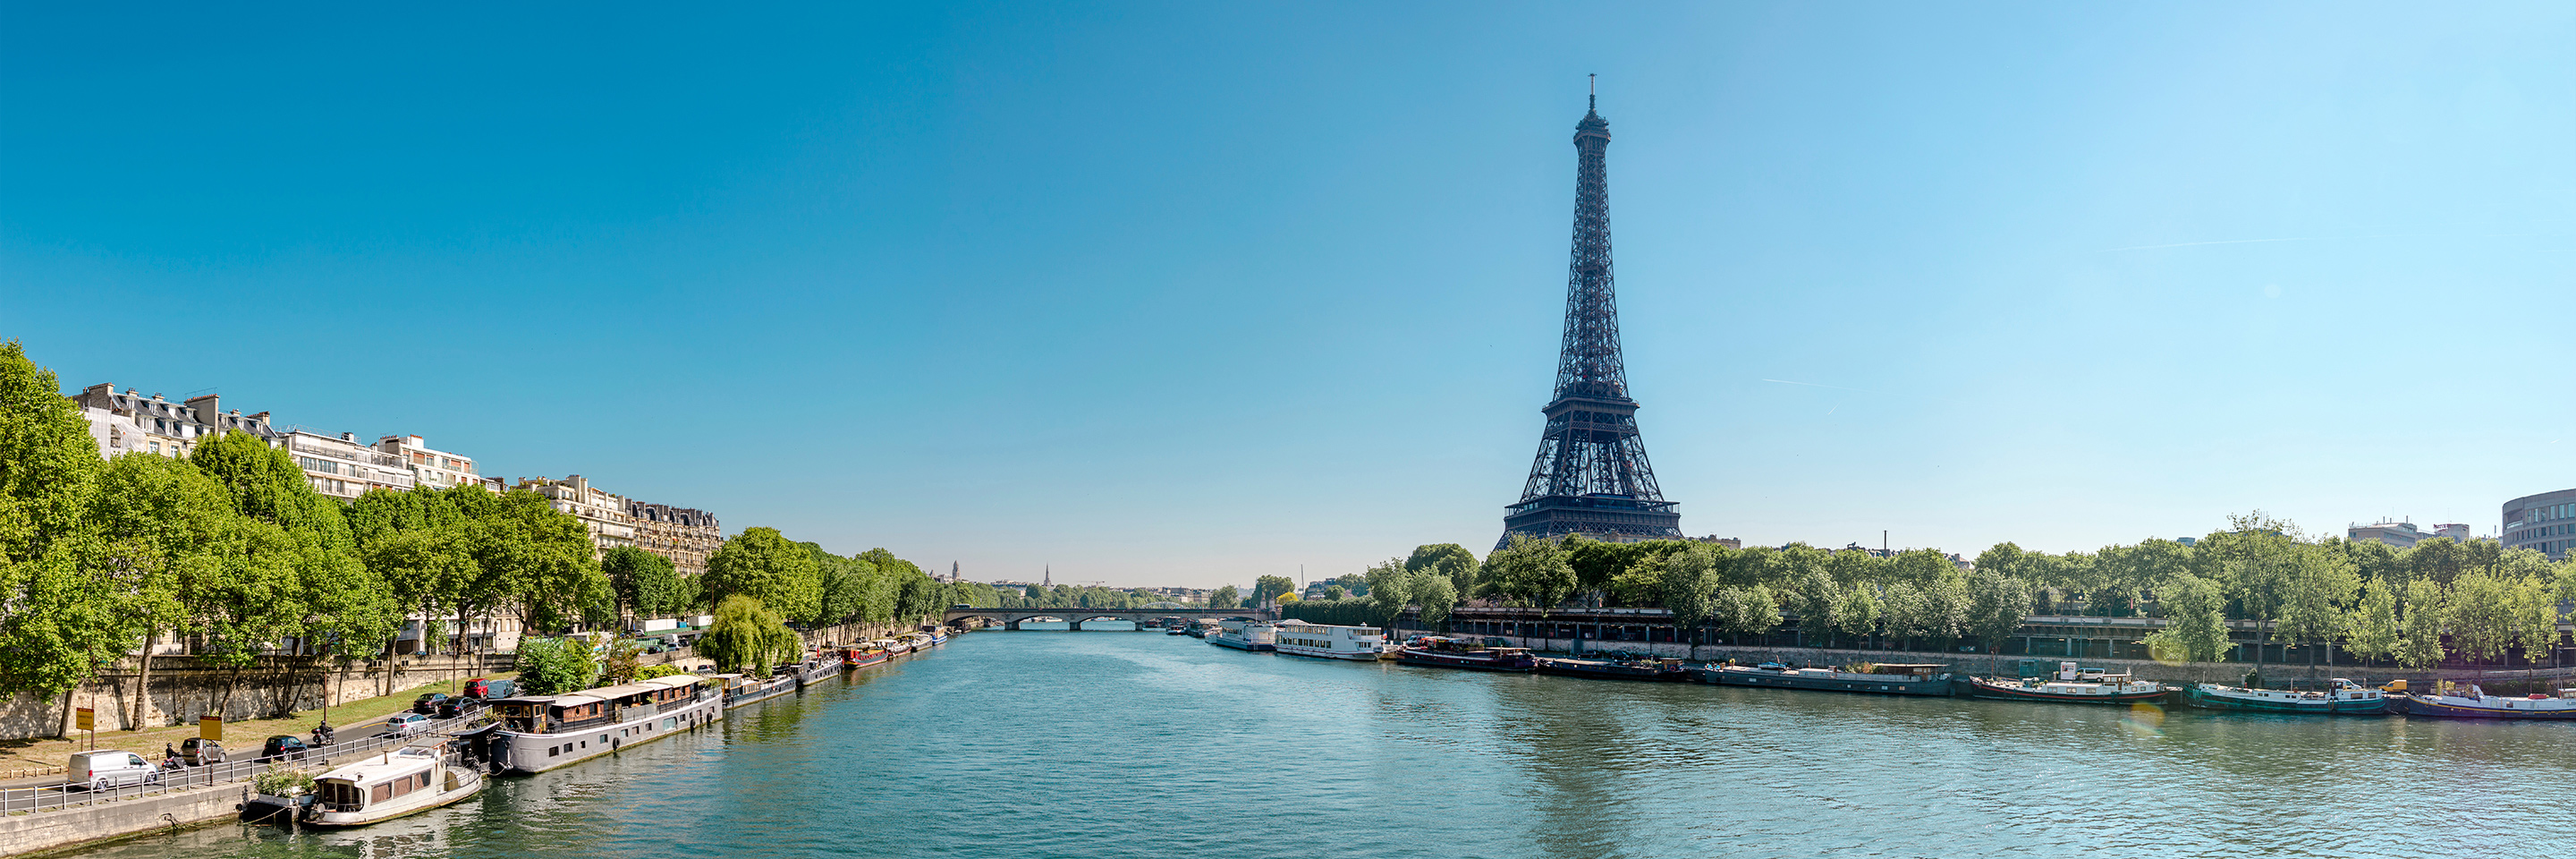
[1249,574,1298,608]
[1482,534,1576,615]
[513,636,598,695]
[1403,543,1478,605]
[605,546,684,621]
[703,527,821,623]
[1208,585,1240,609]
[700,595,801,675]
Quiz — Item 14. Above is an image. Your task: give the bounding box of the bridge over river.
[945,607,1274,631]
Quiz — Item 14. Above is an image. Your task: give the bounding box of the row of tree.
[1277,513,2576,669]
[0,341,957,724]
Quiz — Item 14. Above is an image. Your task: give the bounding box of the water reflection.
[65,634,2576,859]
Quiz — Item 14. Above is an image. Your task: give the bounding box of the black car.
[261,735,311,761]
[412,692,449,714]
[436,698,470,719]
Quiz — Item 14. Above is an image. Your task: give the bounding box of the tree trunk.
[128,638,155,730]
[55,679,78,739]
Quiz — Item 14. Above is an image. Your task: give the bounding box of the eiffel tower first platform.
[1498,85,1682,550]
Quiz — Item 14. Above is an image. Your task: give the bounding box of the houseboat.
[2391,682,2576,719]
[1961,662,2166,705]
[2182,678,2387,715]
[789,651,844,687]
[1396,636,1536,672]
[1693,661,1957,696]
[1524,652,1690,681]
[843,642,891,670]
[1272,621,1385,660]
[880,637,913,656]
[919,625,950,645]
[721,672,797,709]
[1208,618,1276,651]
[301,746,482,827]
[490,674,724,775]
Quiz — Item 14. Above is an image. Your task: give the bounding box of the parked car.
[411,692,449,714]
[462,677,515,700]
[177,737,225,766]
[68,750,161,791]
[378,712,431,737]
[261,735,312,761]
[436,697,470,719]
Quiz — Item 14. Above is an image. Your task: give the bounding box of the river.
[77,630,2576,858]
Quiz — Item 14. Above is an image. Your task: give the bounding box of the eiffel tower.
[1498,83,1682,549]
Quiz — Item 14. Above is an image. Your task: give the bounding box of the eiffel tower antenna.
[1498,82,1682,549]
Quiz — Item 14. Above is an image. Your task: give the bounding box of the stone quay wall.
[0,652,514,742]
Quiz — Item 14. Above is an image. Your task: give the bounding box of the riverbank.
[0,674,513,787]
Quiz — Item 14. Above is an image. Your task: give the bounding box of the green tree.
[1965,572,2032,653]
[2274,542,2360,667]
[605,546,684,623]
[2446,572,2516,665]
[2508,575,2561,668]
[1411,572,1457,633]
[1249,574,1298,608]
[1403,543,1479,606]
[1712,586,1780,643]
[1660,544,1724,656]
[1324,584,1347,600]
[1786,570,1839,646]
[1482,533,1576,615]
[2395,578,2448,670]
[2343,577,2401,664]
[1208,585,1240,609]
[700,595,802,675]
[513,636,599,695]
[1832,585,1881,648]
[703,527,822,624]
[1363,558,1412,634]
[2144,574,2230,664]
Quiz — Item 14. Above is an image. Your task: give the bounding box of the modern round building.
[2504,488,2576,559]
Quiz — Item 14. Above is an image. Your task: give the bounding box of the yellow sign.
[199,715,222,741]
[74,707,94,731]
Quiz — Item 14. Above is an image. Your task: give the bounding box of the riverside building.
[2504,489,2576,559]
[282,430,415,500]
[68,384,276,458]
[517,475,637,557]
[377,434,491,491]
[626,500,720,578]
[2348,521,2473,550]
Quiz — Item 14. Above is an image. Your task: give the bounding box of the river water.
[80,631,2576,858]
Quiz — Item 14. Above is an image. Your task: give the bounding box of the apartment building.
[68,384,276,458]
[280,430,415,500]
[516,475,636,557]
[626,499,721,577]
[376,434,487,491]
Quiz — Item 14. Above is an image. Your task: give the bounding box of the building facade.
[280,430,414,500]
[626,499,720,577]
[68,385,276,458]
[376,434,487,491]
[2504,489,2576,560]
[517,475,636,557]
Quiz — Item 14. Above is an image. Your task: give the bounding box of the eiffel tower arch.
[1498,87,1682,550]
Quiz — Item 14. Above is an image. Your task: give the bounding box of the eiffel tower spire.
[1499,85,1682,549]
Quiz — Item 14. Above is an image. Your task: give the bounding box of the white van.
[69,750,161,791]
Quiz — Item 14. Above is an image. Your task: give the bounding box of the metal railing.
[0,705,487,816]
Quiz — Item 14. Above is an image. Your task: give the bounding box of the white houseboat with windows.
[1272,622,1385,661]
[303,746,482,827]
[490,674,723,775]
[721,672,798,709]
[1208,618,1275,651]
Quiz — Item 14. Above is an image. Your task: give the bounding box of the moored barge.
[2182,678,2387,715]
[1961,662,2165,705]
[2392,683,2576,719]
[1273,621,1386,660]
[490,674,724,774]
[1693,661,1955,696]
[1208,618,1276,651]
[1535,655,1684,680]
[302,745,483,827]
[1396,636,1535,672]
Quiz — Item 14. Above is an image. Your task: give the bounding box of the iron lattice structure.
[1498,94,1682,550]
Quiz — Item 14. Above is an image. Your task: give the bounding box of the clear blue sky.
[5,3,2572,589]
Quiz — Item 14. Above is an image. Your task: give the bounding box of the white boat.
[721,672,797,708]
[1272,621,1385,660]
[1207,618,1275,651]
[303,746,481,827]
[491,674,724,774]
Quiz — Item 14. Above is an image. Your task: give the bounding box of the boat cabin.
[311,749,446,814]
[1864,663,1948,678]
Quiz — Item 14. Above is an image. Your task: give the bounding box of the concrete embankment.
[0,783,251,858]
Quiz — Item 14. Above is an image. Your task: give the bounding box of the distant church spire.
[1043,566,1051,587]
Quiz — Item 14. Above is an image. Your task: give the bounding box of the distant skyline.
[5,4,2572,590]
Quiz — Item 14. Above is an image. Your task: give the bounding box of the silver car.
[378,712,432,737]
